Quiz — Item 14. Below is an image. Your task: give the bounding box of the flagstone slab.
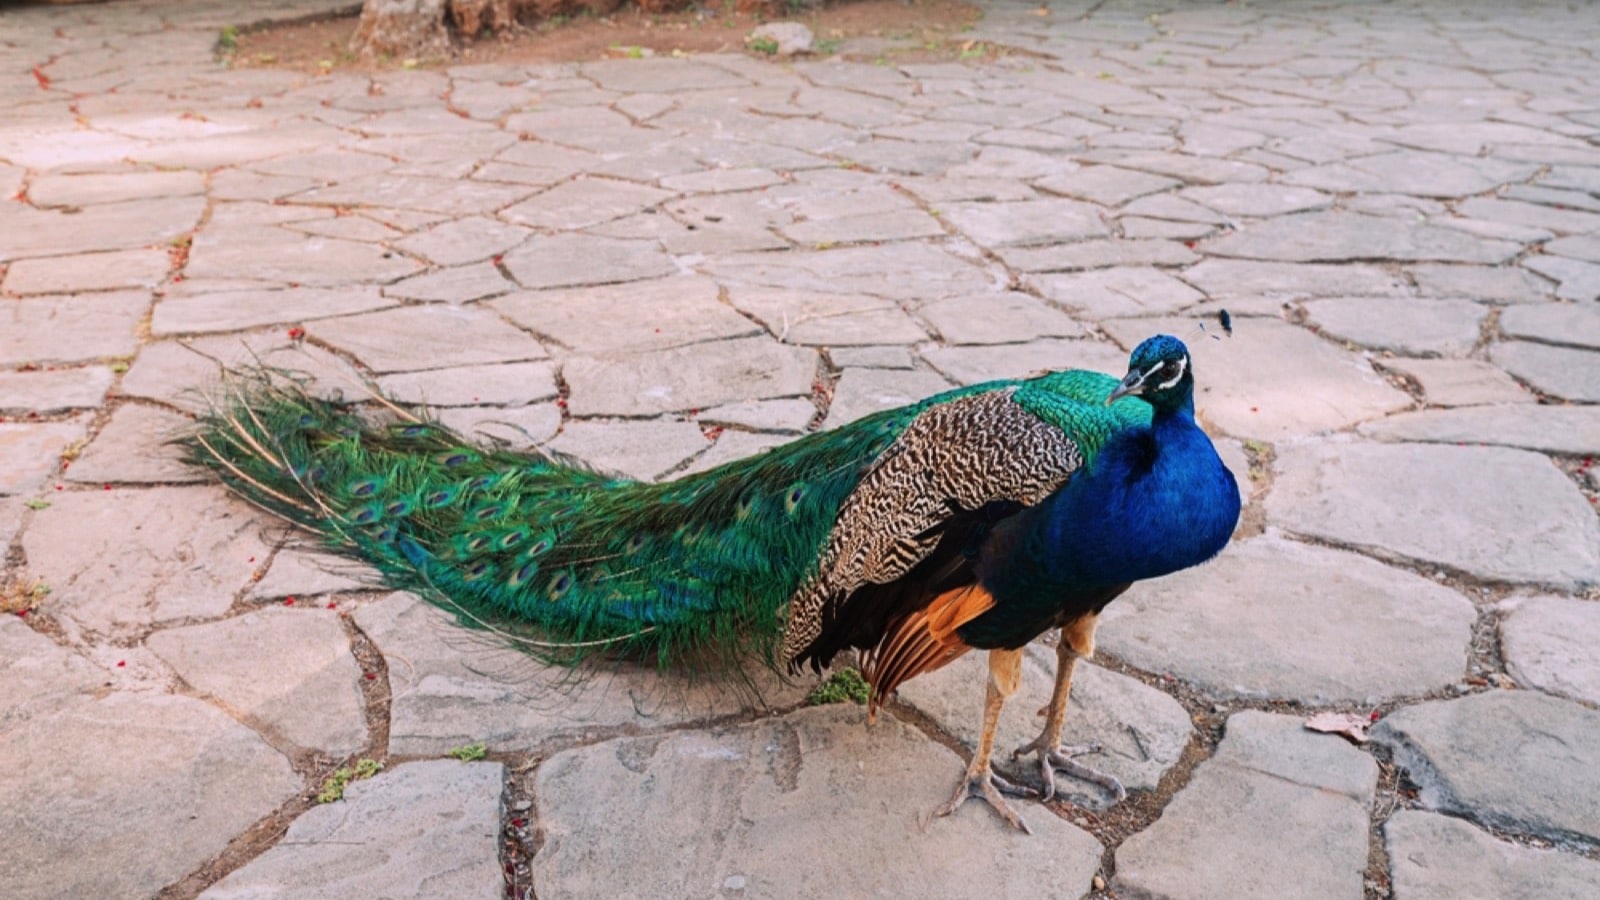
[0,291,150,365]
[922,339,1128,386]
[1179,183,1333,217]
[1099,537,1473,703]
[0,616,101,731]
[185,227,423,287]
[1358,404,1600,455]
[918,292,1086,344]
[1410,263,1554,303]
[1386,811,1600,900]
[1499,302,1600,350]
[939,198,1110,247]
[26,169,205,207]
[1207,211,1520,264]
[493,276,759,354]
[1301,296,1486,356]
[1490,340,1600,402]
[1,248,168,295]
[501,233,676,289]
[0,366,113,413]
[545,419,713,481]
[1500,594,1600,707]
[119,334,366,413]
[1268,441,1600,588]
[65,403,199,485]
[0,195,204,262]
[1181,259,1409,302]
[0,420,84,496]
[1372,359,1532,408]
[1101,316,1411,439]
[727,286,929,346]
[502,178,674,231]
[824,368,954,427]
[1028,266,1204,319]
[151,285,395,335]
[353,591,807,756]
[706,243,991,300]
[147,606,366,754]
[562,337,817,418]
[374,361,558,407]
[392,215,531,267]
[308,305,548,374]
[1113,710,1371,900]
[534,704,1104,898]
[249,548,376,602]
[1373,691,1600,843]
[23,487,272,635]
[1523,256,1600,302]
[203,760,504,900]
[432,403,563,448]
[0,693,298,900]
[1033,165,1181,206]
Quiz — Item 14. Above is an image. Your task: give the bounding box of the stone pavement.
[2,0,1599,896]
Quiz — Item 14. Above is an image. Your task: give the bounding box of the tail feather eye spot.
[350,505,381,525]
[462,560,492,582]
[349,478,381,498]
[623,533,646,554]
[526,537,554,558]
[498,529,527,550]
[508,560,538,588]
[424,489,455,508]
[384,499,412,517]
[547,571,573,602]
[472,504,504,522]
[437,450,478,468]
[784,484,806,515]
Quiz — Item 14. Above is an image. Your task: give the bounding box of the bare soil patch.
[227,0,999,72]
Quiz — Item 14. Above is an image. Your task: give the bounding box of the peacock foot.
[934,765,1038,834]
[1011,737,1126,805]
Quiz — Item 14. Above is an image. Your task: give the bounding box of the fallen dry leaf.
[1305,711,1371,745]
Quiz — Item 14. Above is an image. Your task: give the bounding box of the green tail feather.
[181,378,940,672]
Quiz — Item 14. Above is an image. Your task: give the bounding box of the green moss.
[807,667,869,705]
[448,742,487,762]
[316,758,383,803]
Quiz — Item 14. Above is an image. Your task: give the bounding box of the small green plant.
[216,25,238,57]
[748,37,779,56]
[807,668,870,706]
[316,758,383,803]
[24,499,51,510]
[448,742,488,762]
[814,38,842,56]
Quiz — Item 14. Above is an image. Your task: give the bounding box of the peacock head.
[1107,335,1194,412]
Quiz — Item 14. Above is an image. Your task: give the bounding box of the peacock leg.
[935,647,1037,833]
[1012,616,1126,804]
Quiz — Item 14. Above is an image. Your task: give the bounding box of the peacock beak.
[1106,369,1148,405]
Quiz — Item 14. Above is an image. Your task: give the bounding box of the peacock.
[183,334,1240,832]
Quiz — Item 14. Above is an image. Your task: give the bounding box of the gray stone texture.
[1490,340,1600,402]
[1301,297,1486,356]
[146,606,367,754]
[1268,442,1600,588]
[1374,358,1532,407]
[1373,691,1600,844]
[1114,710,1372,900]
[23,488,273,634]
[534,705,1104,898]
[1099,537,1474,703]
[1385,810,1600,900]
[1500,594,1600,706]
[0,693,298,900]
[204,761,505,900]
[1359,404,1600,455]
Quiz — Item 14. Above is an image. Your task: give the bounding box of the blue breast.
[962,409,1240,647]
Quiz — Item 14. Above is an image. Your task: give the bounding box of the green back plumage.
[182,369,1146,673]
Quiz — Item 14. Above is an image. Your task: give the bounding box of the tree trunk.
[350,0,451,60]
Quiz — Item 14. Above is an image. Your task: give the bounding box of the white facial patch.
[1154,354,1188,391]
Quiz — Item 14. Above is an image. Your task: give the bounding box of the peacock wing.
[779,388,1087,670]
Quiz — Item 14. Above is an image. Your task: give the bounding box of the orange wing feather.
[860,584,997,720]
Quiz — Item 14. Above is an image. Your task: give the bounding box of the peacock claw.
[935,767,1037,834]
[1012,738,1126,804]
